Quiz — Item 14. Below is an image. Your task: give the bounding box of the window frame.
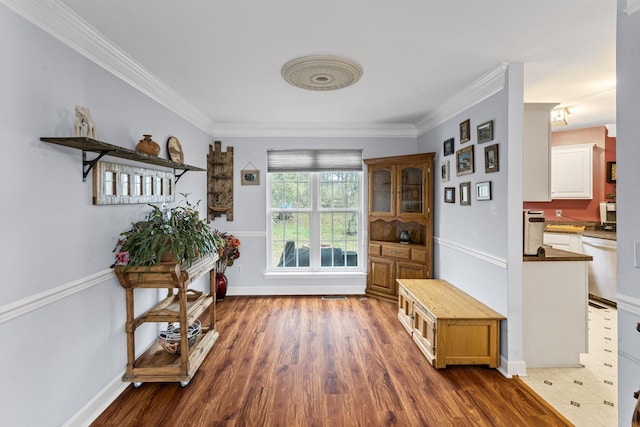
[267,170,363,273]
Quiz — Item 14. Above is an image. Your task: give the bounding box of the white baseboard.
[227,284,366,296]
[498,356,526,378]
[62,372,128,427]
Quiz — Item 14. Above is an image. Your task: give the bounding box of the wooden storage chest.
[397,279,505,369]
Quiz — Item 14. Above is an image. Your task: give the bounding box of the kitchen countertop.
[544,222,616,241]
[523,246,593,262]
[580,229,616,240]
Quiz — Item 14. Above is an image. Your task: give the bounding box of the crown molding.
[1,0,215,133]
[212,122,417,138]
[625,0,640,15]
[3,0,508,139]
[415,63,508,136]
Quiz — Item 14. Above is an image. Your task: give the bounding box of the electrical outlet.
[236,264,243,273]
[555,209,563,217]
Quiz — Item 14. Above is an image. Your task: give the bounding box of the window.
[267,150,362,272]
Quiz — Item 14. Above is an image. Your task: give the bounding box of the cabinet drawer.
[369,243,382,256]
[411,248,427,262]
[382,245,410,260]
[397,261,428,279]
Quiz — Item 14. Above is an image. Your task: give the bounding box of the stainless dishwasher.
[581,236,617,305]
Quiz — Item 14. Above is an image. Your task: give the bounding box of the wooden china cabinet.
[364,153,435,302]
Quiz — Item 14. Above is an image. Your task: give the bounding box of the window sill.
[263,271,366,279]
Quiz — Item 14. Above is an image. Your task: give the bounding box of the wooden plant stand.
[114,256,218,387]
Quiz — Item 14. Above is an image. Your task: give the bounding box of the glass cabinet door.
[370,167,394,215]
[399,164,424,216]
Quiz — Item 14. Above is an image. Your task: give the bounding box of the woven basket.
[158,320,201,354]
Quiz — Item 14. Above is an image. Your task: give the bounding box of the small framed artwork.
[444,187,456,203]
[441,160,450,182]
[484,144,499,173]
[443,138,454,156]
[460,119,471,143]
[241,169,260,185]
[477,120,494,144]
[476,181,492,201]
[456,145,474,176]
[606,161,616,183]
[459,182,471,205]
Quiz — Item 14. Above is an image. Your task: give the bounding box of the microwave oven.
[599,202,616,224]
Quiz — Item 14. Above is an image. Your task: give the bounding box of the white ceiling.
[51,0,617,135]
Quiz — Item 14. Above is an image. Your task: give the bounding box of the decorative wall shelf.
[207,141,234,221]
[40,137,205,182]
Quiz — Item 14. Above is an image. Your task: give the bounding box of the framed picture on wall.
[241,169,260,185]
[477,120,494,143]
[484,144,499,173]
[459,182,471,205]
[441,160,450,182]
[444,187,455,203]
[443,138,454,156]
[476,181,492,201]
[460,119,471,143]
[456,145,474,176]
[606,161,616,183]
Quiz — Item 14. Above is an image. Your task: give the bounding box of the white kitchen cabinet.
[523,103,557,202]
[543,232,583,254]
[551,143,594,199]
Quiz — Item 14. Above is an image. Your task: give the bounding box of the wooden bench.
[397,279,505,369]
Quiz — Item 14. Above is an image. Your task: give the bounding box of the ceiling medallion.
[281,55,363,91]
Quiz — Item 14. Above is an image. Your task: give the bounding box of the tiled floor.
[521,301,617,426]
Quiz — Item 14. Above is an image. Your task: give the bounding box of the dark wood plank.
[92,296,570,427]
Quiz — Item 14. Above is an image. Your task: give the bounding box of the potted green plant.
[112,193,222,268]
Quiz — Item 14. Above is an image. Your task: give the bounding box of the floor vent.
[321,295,347,301]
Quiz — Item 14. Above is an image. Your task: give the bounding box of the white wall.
[212,136,418,296]
[0,6,212,426]
[416,64,525,377]
[615,1,640,424]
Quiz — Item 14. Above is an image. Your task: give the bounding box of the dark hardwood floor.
[92,296,571,426]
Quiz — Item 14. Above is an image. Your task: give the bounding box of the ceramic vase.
[136,134,160,157]
[215,272,228,301]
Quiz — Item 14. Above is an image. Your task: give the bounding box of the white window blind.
[267,149,363,172]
